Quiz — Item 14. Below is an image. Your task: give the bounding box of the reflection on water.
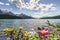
[0,19,60,30]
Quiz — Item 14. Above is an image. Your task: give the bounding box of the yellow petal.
[3,28,13,32]
[19,26,23,30]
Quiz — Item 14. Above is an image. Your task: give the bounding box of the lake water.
[0,19,60,40]
[0,19,60,30]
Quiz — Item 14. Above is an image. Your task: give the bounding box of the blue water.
[0,19,60,29]
[0,19,60,40]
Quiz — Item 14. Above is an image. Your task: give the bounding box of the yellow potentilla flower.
[3,28,13,32]
[24,31,29,37]
[3,28,14,36]
[19,26,23,30]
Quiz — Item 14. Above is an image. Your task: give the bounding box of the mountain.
[0,10,14,15]
[0,9,34,19]
[16,13,34,19]
[0,10,20,19]
[41,15,60,19]
[0,10,2,13]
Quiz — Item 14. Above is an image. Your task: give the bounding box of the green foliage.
[56,23,60,28]
[46,20,60,28]
[46,20,55,27]
[28,33,40,40]
[57,28,60,31]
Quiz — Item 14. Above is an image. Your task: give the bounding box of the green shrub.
[56,23,60,28]
[57,28,60,31]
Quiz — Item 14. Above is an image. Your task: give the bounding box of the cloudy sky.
[0,0,60,18]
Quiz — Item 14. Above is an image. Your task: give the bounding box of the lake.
[0,19,60,30]
[0,19,60,40]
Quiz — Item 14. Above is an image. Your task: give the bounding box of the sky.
[0,0,60,18]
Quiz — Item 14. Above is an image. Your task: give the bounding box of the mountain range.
[41,15,60,19]
[0,9,60,19]
[0,9,34,19]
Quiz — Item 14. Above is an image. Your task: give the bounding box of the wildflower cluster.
[3,26,60,40]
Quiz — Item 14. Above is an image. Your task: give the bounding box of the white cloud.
[51,7,56,10]
[31,11,55,18]
[5,3,10,6]
[0,2,10,6]
[25,0,40,10]
[8,0,56,18]
[8,0,40,10]
[39,3,56,11]
[0,2,4,5]
[8,0,56,11]
[8,0,14,2]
